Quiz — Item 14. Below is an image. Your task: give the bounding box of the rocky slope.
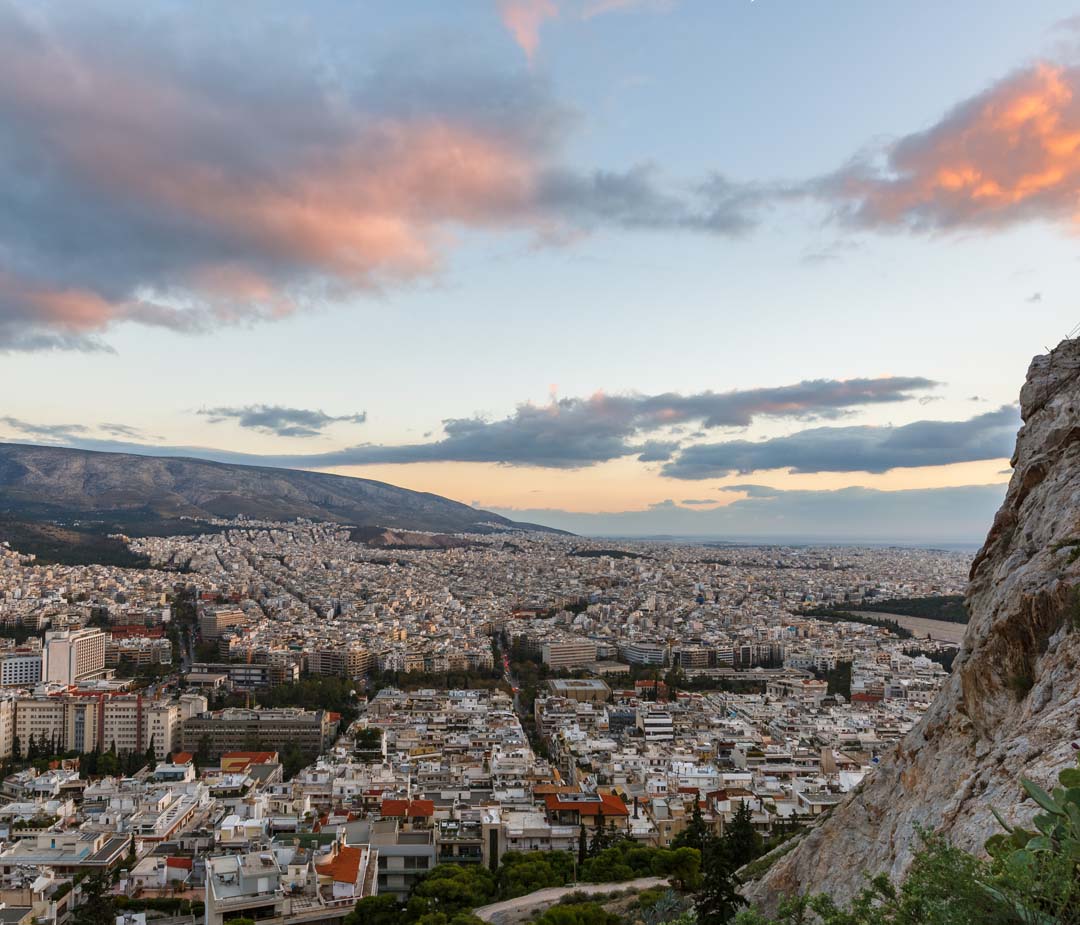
[748,338,1080,908]
[0,442,560,535]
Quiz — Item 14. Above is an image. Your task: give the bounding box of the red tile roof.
[380,798,435,818]
[220,751,278,771]
[316,845,364,884]
[544,793,629,816]
[166,857,193,869]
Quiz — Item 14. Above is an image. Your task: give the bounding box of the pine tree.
[673,800,707,851]
[577,824,588,866]
[589,805,607,856]
[73,871,117,925]
[724,802,761,868]
[10,735,20,762]
[696,838,744,925]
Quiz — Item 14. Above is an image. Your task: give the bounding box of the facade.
[42,629,106,686]
[0,651,42,687]
[204,851,285,925]
[540,638,597,670]
[546,679,611,703]
[619,641,668,666]
[198,607,246,640]
[370,821,436,900]
[182,708,337,760]
[11,693,205,759]
[307,647,373,680]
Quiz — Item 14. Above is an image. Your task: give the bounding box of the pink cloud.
[496,0,559,61]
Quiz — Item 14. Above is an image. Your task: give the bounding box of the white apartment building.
[619,641,668,666]
[42,628,106,685]
[636,708,674,742]
[0,652,42,687]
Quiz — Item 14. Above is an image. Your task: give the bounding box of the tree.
[724,803,761,869]
[11,735,20,761]
[652,847,701,891]
[343,895,400,925]
[578,824,588,867]
[532,902,619,925]
[497,851,575,899]
[72,871,116,925]
[589,807,607,857]
[410,863,497,918]
[98,748,120,777]
[696,838,744,925]
[145,736,157,769]
[673,801,707,852]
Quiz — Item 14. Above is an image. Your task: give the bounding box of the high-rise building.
[0,649,42,687]
[42,628,106,685]
[198,607,247,640]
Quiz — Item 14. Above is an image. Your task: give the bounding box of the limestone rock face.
[747,339,1080,909]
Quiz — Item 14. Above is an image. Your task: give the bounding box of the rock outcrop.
[747,339,1080,909]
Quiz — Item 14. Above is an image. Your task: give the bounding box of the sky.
[2,0,1080,543]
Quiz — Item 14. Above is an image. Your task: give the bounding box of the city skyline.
[3,1,1080,539]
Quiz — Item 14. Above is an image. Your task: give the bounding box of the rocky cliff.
[748,339,1080,908]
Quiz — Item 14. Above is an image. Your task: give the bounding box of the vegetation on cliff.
[735,751,1080,924]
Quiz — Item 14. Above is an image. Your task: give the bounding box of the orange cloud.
[496,0,673,58]
[830,63,1080,230]
[496,0,558,61]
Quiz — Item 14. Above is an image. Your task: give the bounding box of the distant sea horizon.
[573,533,982,552]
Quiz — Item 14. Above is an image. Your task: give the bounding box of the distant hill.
[0,442,563,538]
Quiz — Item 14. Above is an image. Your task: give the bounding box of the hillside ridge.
[747,338,1080,908]
[0,442,561,536]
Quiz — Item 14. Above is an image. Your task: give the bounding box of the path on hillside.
[474,877,669,924]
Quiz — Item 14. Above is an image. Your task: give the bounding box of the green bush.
[532,902,620,925]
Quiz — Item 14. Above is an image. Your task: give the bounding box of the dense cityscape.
[0,519,970,925]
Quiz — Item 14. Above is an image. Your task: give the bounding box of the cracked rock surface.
[746,339,1080,911]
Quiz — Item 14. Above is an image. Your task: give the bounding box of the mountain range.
[0,442,557,537]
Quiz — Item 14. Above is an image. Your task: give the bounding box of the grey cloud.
[0,417,89,441]
[536,168,766,237]
[198,405,367,438]
[99,422,150,439]
[635,440,680,462]
[1028,292,1043,303]
[0,417,154,443]
[241,376,937,469]
[490,483,1007,545]
[662,405,1020,479]
[680,498,717,505]
[14,376,937,470]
